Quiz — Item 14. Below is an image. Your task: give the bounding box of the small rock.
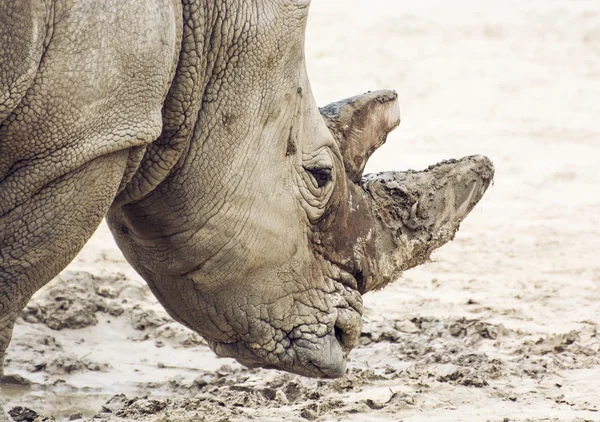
[95,284,119,298]
[564,330,579,345]
[130,306,167,331]
[8,407,38,422]
[395,320,420,334]
[300,404,317,421]
[104,303,124,317]
[192,376,209,389]
[380,329,401,341]
[387,391,416,407]
[216,364,234,377]
[448,323,465,337]
[261,388,277,400]
[46,301,98,330]
[275,390,289,404]
[359,336,372,346]
[126,399,166,415]
[365,399,384,410]
[68,412,83,420]
[101,394,128,413]
[0,374,32,385]
[474,322,507,340]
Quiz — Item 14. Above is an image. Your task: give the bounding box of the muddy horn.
[360,155,495,292]
[320,91,494,294]
[320,90,401,182]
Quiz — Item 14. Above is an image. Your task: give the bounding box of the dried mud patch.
[88,371,390,421]
[20,271,162,333]
[86,315,600,421]
[6,331,111,377]
[8,306,600,421]
[8,271,206,378]
[7,273,600,421]
[360,316,600,385]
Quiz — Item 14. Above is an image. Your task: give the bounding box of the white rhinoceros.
[0,0,493,380]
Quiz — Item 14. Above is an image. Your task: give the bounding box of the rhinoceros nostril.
[353,270,366,293]
[334,325,344,344]
[333,321,358,353]
[334,309,363,352]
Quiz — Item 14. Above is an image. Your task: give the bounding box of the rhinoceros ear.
[320,90,400,183]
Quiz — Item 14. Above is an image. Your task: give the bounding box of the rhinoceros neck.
[110,2,215,206]
[107,1,309,277]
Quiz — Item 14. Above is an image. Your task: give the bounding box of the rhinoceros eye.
[305,166,332,189]
[296,148,338,224]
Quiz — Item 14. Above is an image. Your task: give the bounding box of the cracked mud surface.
[3,0,600,421]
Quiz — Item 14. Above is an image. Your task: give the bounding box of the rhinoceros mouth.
[208,324,351,378]
[207,271,363,378]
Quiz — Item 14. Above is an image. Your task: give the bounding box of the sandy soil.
[3,0,600,420]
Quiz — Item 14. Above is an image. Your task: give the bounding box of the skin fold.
[0,0,494,382]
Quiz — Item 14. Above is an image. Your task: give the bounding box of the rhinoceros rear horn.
[320,90,401,182]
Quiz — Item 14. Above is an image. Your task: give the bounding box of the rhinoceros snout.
[208,323,353,378]
[293,330,348,378]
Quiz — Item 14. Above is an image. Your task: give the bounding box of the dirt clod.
[8,407,38,422]
[300,404,318,420]
[0,374,32,386]
[116,398,167,417]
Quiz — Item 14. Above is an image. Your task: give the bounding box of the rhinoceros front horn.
[360,155,494,292]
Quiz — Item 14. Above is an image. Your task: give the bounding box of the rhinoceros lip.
[206,261,363,378]
[209,333,348,378]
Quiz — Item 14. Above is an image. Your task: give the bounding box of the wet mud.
[3,271,599,421]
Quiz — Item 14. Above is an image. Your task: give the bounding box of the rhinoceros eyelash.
[304,166,332,189]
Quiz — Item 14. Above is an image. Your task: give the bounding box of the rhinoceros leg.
[0,151,129,380]
[1,0,180,379]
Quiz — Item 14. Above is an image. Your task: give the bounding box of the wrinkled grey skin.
[0,0,494,384]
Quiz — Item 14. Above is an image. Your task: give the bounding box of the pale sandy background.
[3,1,600,421]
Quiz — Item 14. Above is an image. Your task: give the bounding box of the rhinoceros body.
[0,0,493,383]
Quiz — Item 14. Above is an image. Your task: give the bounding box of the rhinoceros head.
[107,0,493,378]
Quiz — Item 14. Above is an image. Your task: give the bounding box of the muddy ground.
[2,0,600,421]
